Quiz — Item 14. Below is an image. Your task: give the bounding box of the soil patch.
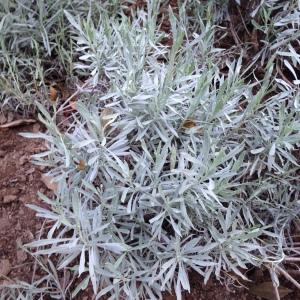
[0,122,48,284]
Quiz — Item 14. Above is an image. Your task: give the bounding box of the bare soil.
[0,122,48,284]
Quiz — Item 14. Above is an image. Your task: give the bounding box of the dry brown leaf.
[249,282,292,300]
[0,259,11,276]
[61,86,71,101]
[41,174,58,192]
[182,119,196,129]
[0,119,36,129]
[251,28,259,52]
[49,85,59,102]
[100,107,114,129]
[76,159,86,171]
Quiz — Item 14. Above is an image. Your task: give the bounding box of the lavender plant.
[1,1,300,299]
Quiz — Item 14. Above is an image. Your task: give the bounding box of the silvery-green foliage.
[0,0,124,109]
[11,1,300,299]
[253,0,300,84]
[0,256,74,300]
[64,4,168,88]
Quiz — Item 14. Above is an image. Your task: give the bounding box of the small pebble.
[25,168,35,175]
[9,188,20,195]
[18,175,27,182]
[19,156,28,166]
[32,123,41,133]
[0,217,10,230]
[38,165,47,171]
[3,195,17,203]
[16,250,27,263]
[16,222,21,231]
[24,230,34,241]
[0,259,11,276]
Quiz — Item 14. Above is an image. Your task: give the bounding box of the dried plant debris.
[0,119,36,129]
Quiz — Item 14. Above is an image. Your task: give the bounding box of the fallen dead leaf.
[76,159,86,171]
[61,86,71,101]
[41,174,58,192]
[249,281,292,300]
[100,107,114,129]
[49,85,59,103]
[0,119,36,129]
[0,259,11,276]
[250,28,259,52]
[3,195,17,204]
[182,119,196,129]
[32,122,41,133]
[16,250,27,263]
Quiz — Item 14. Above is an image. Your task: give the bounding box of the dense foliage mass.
[1,1,300,299]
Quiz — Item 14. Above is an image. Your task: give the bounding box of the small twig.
[276,265,300,290]
[284,257,300,262]
[229,16,242,47]
[55,81,90,115]
[286,270,300,277]
[31,219,47,284]
[283,247,300,250]
[0,118,36,129]
[268,267,281,300]
[237,6,250,36]
[276,60,293,87]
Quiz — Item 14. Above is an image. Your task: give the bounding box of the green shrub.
[1,1,300,299]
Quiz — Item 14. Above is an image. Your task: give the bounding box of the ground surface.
[0,121,299,300]
[0,121,48,285]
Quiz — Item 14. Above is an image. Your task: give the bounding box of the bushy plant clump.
[1,1,300,299]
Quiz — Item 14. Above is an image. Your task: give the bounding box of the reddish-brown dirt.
[165,269,300,300]
[0,122,49,285]
[164,273,247,300]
